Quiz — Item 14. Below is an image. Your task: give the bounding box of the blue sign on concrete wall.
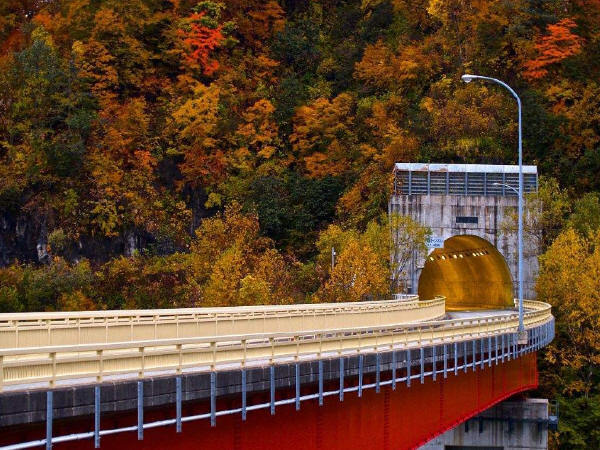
[426,236,444,249]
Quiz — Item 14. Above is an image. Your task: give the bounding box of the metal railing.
[0,299,552,392]
[0,296,448,349]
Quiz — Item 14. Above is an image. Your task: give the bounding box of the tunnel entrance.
[417,235,514,310]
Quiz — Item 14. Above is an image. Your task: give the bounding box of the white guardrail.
[0,299,552,392]
[0,296,444,348]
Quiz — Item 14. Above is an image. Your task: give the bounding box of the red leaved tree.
[178,4,227,76]
[523,18,584,80]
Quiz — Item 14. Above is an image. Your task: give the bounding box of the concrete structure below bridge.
[420,398,550,450]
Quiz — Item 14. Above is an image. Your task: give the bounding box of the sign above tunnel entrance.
[456,216,479,224]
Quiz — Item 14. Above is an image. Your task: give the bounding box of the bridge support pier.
[420,398,550,450]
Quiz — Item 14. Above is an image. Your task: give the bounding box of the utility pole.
[331,247,337,272]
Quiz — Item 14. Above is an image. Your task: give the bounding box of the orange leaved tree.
[524,18,584,81]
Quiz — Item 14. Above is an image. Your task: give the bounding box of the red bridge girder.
[34,352,537,450]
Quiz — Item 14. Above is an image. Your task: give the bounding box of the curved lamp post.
[462,74,527,344]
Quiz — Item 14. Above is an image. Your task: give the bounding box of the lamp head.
[461,74,475,83]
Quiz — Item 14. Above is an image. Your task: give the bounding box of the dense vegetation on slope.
[1,1,600,446]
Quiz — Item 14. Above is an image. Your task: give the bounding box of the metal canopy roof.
[393,163,537,174]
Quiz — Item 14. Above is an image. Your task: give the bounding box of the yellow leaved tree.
[314,214,427,302]
[537,228,600,397]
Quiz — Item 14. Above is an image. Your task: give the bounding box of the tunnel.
[417,235,514,310]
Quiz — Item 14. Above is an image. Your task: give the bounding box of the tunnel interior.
[418,235,514,310]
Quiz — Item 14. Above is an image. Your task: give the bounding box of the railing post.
[137,381,143,440]
[464,341,468,373]
[541,323,545,348]
[358,354,364,397]
[392,351,397,390]
[318,360,324,405]
[495,335,499,365]
[432,345,436,381]
[488,336,492,368]
[211,371,217,426]
[443,344,447,378]
[138,347,144,379]
[0,355,3,392]
[406,349,411,387]
[472,340,477,371]
[97,350,103,383]
[339,357,344,401]
[176,376,182,433]
[270,365,275,415]
[176,344,182,375]
[295,363,300,410]
[241,369,247,421]
[420,347,424,384]
[480,338,485,370]
[454,342,458,375]
[46,390,53,450]
[94,385,101,448]
[50,352,56,388]
[212,341,217,370]
[242,339,247,367]
[376,353,381,393]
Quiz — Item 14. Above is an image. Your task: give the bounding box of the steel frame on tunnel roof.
[392,163,538,196]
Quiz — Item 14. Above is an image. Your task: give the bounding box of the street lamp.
[462,74,527,344]
[493,182,517,195]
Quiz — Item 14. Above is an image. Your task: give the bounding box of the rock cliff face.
[0,212,150,266]
[0,212,44,266]
[0,189,211,266]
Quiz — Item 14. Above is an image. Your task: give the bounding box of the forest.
[1,0,600,447]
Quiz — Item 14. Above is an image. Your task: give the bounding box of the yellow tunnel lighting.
[418,235,513,311]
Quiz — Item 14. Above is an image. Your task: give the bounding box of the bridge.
[0,296,553,449]
[0,162,553,449]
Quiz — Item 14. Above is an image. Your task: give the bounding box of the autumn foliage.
[524,18,584,80]
[178,7,227,76]
[1,2,600,443]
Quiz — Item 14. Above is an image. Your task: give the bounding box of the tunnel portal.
[418,235,514,310]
